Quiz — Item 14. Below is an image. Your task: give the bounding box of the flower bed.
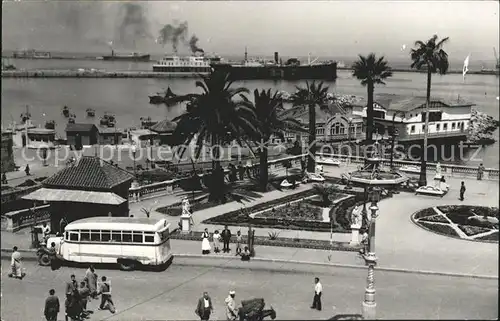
[169,229,360,251]
[475,231,499,242]
[413,207,437,219]
[457,224,492,237]
[419,214,449,224]
[416,221,460,237]
[255,201,323,221]
[412,205,498,243]
[204,191,353,233]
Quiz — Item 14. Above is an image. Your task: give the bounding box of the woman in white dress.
[201,228,211,255]
[212,230,221,253]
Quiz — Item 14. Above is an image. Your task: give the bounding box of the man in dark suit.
[221,225,232,253]
[44,289,60,321]
[195,292,213,321]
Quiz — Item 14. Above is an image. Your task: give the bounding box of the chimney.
[274,52,279,64]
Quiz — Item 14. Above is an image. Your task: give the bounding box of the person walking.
[221,225,232,253]
[235,230,243,256]
[477,163,485,180]
[460,181,466,201]
[42,222,51,244]
[48,242,59,271]
[201,228,211,255]
[10,246,23,279]
[98,276,115,313]
[78,281,90,317]
[195,292,213,321]
[25,164,30,176]
[44,289,60,321]
[310,277,322,311]
[213,230,221,253]
[66,275,78,297]
[225,290,238,320]
[84,265,98,300]
[1,172,7,184]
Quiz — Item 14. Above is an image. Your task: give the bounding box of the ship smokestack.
[274,52,279,64]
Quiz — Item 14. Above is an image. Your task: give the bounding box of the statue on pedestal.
[182,197,191,216]
[351,205,362,228]
[436,162,442,177]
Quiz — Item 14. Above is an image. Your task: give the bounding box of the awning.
[22,188,127,205]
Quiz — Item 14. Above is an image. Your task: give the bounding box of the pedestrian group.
[201,225,251,261]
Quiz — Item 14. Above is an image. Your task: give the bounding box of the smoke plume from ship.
[157,21,204,54]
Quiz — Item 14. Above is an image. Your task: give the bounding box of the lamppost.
[131,144,137,178]
[362,186,381,320]
[389,111,405,170]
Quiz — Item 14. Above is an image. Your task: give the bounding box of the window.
[144,233,155,243]
[69,232,79,241]
[316,128,325,136]
[132,231,143,243]
[373,111,385,119]
[122,231,132,242]
[101,230,111,242]
[65,231,69,240]
[443,123,448,130]
[80,230,90,241]
[410,125,415,133]
[422,124,426,131]
[421,112,442,122]
[90,231,100,242]
[111,231,121,242]
[452,122,456,130]
[436,124,440,131]
[409,114,412,118]
[330,122,345,135]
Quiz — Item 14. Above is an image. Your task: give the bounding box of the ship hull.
[102,54,150,62]
[211,63,337,80]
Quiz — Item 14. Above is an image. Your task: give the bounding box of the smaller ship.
[62,106,70,118]
[152,54,222,76]
[86,108,96,117]
[101,50,150,62]
[140,117,158,129]
[100,112,116,128]
[1,59,16,70]
[149,87,176,105]
[44,120,56,130]
[12,49,51,59]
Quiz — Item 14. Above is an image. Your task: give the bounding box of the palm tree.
[165,70,257,202]
[352,54,393,147]
[289,81,330,172]
[243,89,305,191]
[410,35,449,186]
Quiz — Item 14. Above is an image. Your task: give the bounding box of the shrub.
[437,205,500,226]
[268,231,280,240]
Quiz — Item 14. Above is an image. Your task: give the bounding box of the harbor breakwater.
[1,70,200,78]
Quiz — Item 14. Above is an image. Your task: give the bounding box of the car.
[415,185,448,197]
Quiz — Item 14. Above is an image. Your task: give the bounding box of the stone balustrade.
[2,204,51,232]
[128,153,308,202]
[316,152,499,180]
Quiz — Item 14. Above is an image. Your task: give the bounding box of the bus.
[45,217,173,271]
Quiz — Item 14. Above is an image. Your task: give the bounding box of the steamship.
[100,50,150,62]
[211,50,337,80]
[152,54,223,77]
[12,49,51,59]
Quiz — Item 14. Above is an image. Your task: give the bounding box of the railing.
[128,154,307,202]
[2,204,51,232]
[316,152,499,180]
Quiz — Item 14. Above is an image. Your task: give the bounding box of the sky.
[2,1,499,64]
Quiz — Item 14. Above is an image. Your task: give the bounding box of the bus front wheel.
[118,259,137,271]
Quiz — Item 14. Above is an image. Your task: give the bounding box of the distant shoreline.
[337,66,499,76]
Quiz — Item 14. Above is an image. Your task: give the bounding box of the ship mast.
[244,46,248,62]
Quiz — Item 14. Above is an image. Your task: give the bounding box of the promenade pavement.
[1,258,497,321]
[2,157,498,277]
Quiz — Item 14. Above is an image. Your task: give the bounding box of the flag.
[463,55,470,80]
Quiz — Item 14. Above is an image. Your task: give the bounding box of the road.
[1,258,497,320]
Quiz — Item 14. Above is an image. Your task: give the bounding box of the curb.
[2,249,497,280]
